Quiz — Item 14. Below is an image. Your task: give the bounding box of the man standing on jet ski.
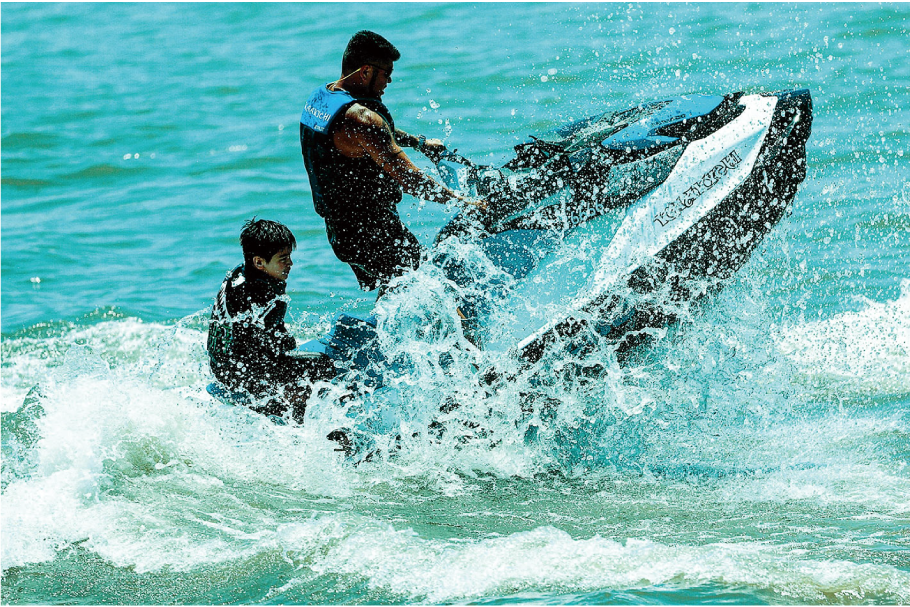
[300,30,485,292]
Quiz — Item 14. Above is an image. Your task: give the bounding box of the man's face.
[256,247,293,282]
[366,61,394,98]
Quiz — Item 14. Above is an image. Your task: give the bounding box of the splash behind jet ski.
[208,89,812,440]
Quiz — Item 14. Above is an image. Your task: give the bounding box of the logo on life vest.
[304,103,332,125]
[653,149,743,227]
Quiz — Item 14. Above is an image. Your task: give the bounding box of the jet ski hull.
[208,89,812,432]
[438,90,812,363]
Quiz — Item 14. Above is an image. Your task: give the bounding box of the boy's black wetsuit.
[206,264,336,421]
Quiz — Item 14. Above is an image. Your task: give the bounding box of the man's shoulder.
[341,102,386,127]
[335,105,393,150]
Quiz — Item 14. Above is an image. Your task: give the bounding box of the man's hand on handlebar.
[417,137,447,163]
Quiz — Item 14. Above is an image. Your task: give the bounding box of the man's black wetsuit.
[206,264,336,420]
[300,85,421,291]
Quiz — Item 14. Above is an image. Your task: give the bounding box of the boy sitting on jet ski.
[206,218,336,423]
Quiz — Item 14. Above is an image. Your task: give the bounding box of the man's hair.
[240,218,296,267]
[341,30,400,75]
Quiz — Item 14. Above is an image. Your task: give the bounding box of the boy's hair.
[240,218,296,267]
[342,30,400,75]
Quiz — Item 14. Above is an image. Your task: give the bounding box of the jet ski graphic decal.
[654,149,743,228]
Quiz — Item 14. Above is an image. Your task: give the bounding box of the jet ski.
[208,89,812,439]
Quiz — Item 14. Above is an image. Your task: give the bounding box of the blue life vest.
[300,85,358,135]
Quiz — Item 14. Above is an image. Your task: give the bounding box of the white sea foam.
[2,324,358,570]
[275,520,910,603]
[775,278,910,398]
[2,284,907,604]
[1,318,205,412]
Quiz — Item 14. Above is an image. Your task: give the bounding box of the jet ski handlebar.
[421,144,477,168]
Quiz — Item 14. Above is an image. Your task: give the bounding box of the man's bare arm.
[337,106,484,208]
[394,128,419,148]
[395,127,448,163]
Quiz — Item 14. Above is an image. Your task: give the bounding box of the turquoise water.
[2,2,909,604]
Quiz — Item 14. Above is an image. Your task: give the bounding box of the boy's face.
[255,247,293,282]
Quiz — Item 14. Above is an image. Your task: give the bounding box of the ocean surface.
[2,3,909,604]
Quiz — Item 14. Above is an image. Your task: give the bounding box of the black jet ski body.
[434,89,812,362]
[208,89,812,424]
